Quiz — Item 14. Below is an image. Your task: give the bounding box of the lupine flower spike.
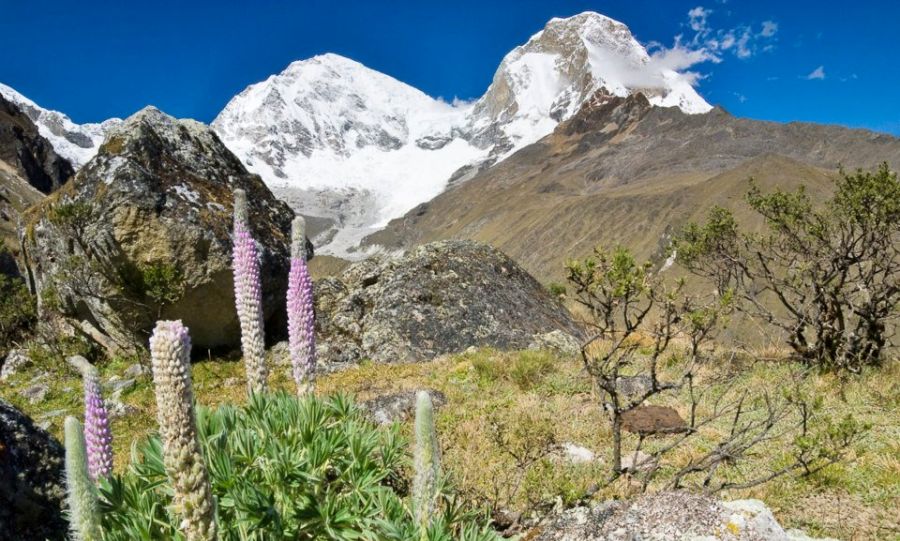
[232,188,268,394]
[412,390,441,531]
[149,320,218,541]
[82,365,113,481]
[64,416,102,541]
[288,216,316,395]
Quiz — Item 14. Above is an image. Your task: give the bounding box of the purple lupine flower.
[288,217,316,394]
[232,189,268,394]
[82,366,113,481]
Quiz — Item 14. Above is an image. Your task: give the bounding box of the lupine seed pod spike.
[149,320,218,541]
[291,216,307,261]
[82,365,113,481]
[232,188,268,394]
[288,216,316,395]
[64,416,102,541]
[412,390,440,529]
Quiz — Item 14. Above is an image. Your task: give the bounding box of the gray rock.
[20,382,49,404]
[620,450,655,473]
[105,376,136,395]
[65,354,93,375]
[0,398,67,540]
[528,330,582,357]
[532,492,834,541]
[20,107,297,352]
[316,240,584,365]
[359,389,447,425]
[106,398,138,419]
[0,349,30,381]
[122,362,148,379]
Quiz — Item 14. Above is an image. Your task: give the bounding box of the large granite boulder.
[531,491,836,541]
[19,107,295,351]
[0,398,67,541]
[315,240,583,364]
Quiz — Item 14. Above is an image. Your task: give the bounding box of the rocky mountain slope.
[366,91,900,282]
[0,83,121,169]
[0,94,73,194]
[212,12,710,257]
[19,107,294,352]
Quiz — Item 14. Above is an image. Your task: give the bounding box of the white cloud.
[689,6,713,32]
[805,65,826,80]
[733,92,748,103]
[760,21,778,37]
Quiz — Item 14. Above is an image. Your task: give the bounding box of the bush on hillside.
[675,163,900,374]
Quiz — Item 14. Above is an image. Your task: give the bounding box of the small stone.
[105,377,136,395]
[20,383,50,405]
[106,399,138,419]
[65,355,93,376]
[122,363,148,379]
[359,389,447,425]
[559,442,596,464]
[528,330,581,357]
[0,349,30,381]
[621,405,688,436]
[620,450,655,473]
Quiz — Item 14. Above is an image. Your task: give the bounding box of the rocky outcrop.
[315,240,583,364]
[0,399,67,541]
[532,492,836,541]
[0,94,73,193]
[20,107,296,351]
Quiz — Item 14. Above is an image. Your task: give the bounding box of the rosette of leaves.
[97,393,500,540]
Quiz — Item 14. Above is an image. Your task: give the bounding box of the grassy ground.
[2,348,897,540]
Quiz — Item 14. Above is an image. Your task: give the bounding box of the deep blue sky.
[1,0,898,135]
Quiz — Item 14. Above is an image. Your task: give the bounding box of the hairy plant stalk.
[149,320,217,541]
[412,390,440,530]
[232,188,268,393]
[288,216,316,395]
[82,365,113,481]
[64,416,102,541]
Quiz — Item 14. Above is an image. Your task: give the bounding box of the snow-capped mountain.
[212,54,487,254]
[213,11,711,257]
[0,83,121,169]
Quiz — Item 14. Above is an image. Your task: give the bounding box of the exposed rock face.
[0,399,67,541]
[0,82,122,169]
[0,94,73,193]
[315,240,583,364]
[359,389,447,425]
[20,107,295,351]
[532,492,835,541]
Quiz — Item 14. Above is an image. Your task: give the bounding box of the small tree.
[566,245,865,491]
[675,163,900,374]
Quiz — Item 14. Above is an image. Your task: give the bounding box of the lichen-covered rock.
[0,398,67,541]
[315,240,583,364]
[531,492,835,541]
[20,107,296,351]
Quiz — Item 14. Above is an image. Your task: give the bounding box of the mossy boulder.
[20,107,295,352]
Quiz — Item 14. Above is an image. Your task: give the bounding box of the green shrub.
[547,282,567,297]
[0,272,36,355]
[98,392,500,540]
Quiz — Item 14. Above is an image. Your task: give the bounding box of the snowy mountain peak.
[0,83,121,169]
[470,11,711,155]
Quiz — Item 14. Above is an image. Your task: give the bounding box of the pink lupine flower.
[288,217,316,394]
[82,366,113,481]
[232,189,268,393]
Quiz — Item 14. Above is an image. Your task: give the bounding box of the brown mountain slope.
[366,93,899,283]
